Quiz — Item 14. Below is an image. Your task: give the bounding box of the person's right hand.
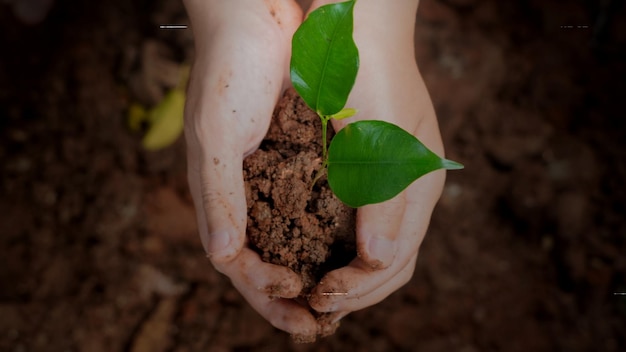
[183,0,318,337]
[304,0,447,326]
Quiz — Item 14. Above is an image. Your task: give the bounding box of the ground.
[1,0,625,351]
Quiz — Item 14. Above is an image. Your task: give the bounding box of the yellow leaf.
[128,103,147,132]
[141,88,185,150]
[330,107,358,120]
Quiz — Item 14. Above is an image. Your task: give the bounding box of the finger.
[217,248,318,336]
[186,129,247,263]
[265,299,318,338]
[184,28,285,262]
[315,310,349,337]
[355,195,405,269]
[309,171,443,312]
[311,254,417,313]
[264,0,304,88]
[345,255,416,312]
[217,248,303,298]
[327,310,350,325]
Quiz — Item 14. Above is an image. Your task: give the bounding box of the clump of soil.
[244,88,356,294]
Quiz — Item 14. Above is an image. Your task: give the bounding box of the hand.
[183,0,319,337]
[307,0,447,323]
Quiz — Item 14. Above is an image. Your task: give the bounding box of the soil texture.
[244,89,356,294]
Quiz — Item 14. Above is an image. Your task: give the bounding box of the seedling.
[290,0,463,207]
[128,65,189,151]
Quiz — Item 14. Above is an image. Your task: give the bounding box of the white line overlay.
[159,25,188,29]
[322,292,348,296]
[614,292,626,296]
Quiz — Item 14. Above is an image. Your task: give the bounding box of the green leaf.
[327,120,464,207]
[290,0,358,116]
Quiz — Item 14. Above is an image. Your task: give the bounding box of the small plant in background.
[128,65,189,151]
[290,0,463,207]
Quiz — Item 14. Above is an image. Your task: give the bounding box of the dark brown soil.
[244,89,356,294]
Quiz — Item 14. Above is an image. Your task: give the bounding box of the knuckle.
[200,182,220,206]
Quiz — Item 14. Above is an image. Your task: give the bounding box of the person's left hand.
[183,0,321,338]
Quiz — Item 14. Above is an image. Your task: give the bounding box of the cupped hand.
[307,0,447,323]
[183,0,319,337]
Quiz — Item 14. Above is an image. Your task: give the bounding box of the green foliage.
[328,121,463,207]
[290,0,358,116]
[290,0,463,207]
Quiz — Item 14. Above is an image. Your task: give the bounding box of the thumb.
[188,139,247,264]
[355,194,405,269]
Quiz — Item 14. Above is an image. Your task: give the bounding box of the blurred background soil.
[1,0,625,351]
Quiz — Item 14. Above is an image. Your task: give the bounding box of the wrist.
[309,0,418,60]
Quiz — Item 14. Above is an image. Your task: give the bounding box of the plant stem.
[311,115,330,189]
[321,116,329,161]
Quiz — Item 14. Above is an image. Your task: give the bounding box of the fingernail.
[208,230,232,257]
[367,236,396,268]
